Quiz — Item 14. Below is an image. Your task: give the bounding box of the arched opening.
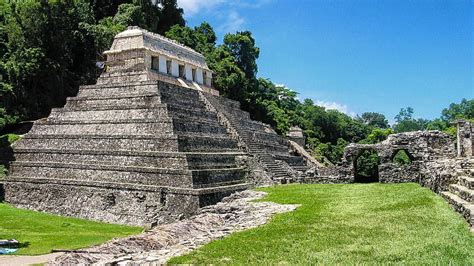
[392,149,413,166]
[354,149,380,183]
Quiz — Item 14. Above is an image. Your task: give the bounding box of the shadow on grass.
[0,181,4,202]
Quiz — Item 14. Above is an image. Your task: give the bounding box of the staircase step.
[449,184,473,202]
[177,133,239,152]
[30,120,173,135]
[168,108,217,121]
[163,99,206,110]
[13,149,243,170]
[459,176,474,189]
[49,108,169,122]
[173,119,227,134]
[441,191,474,226]
[10,161,245,188]
[15,134,179,152]
[191,168,246,188]
[65,95,162,110]
[77,82,158,98]
[9,161,191,187]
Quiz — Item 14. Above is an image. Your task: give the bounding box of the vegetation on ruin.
[0,203,143,255]
[169,183,474,265]
[0,133,19,177]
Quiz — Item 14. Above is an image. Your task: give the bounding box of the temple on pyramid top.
[103,26,217,94]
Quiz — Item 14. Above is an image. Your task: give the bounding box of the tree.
[223,31,260,80]
[156,0,184,35]
[393,107,427,133]
[165,22,216,55]
[206,46,246,102]
[90,0,129,20]
[0,0,98,131]
[359,112,389,128]
[441,98,474,122]
[395,107,414,122]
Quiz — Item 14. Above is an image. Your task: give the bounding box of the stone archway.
[391,149,414,166]
[354,149,381,183]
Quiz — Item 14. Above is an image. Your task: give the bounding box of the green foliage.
[0,164,6,178]
[170,184,474,264]
[156,0,184,35]
[355,149,380,181]
[393,150,412,166]
[360,128,393,144]
[0,203,142,255]
[441,98,474,122]
[166,22,217,55]
[358,112,389,128]
[223,31,260,80]
[393,107,429,133]
[0,133,20,147]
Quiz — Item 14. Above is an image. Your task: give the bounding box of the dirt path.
[0,252,63,266]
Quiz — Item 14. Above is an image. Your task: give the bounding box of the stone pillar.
[185,64,193,81]
[196,68,204,84]
[171,60,179,77]
[144,54,152,71]
[205,71,212,87]
[158,55,167,74]
[287,126,305,147]
[456,120,473,157]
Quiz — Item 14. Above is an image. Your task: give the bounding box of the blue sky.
[178,0,473,121]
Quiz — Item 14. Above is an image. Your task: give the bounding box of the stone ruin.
[0,26,471,229]
[0,27,319,226]
[329,121,473,227]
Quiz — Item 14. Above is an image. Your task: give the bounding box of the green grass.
[0,133,21,148]
[169,183,474,264]
[0,203,143,255]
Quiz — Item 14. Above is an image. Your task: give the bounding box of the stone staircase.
[441,158,474,228]
[4,79,248,226]
[203,93,311,183]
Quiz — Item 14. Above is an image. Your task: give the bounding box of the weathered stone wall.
[340,131,456,183]
[379,162,421,183]
[456,119,473,157]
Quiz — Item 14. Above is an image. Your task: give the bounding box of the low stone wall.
[419,159,459,193]
[4,180,201,227]
[379,163,421,183]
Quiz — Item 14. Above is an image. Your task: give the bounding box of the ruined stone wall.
[105,49,147,73]
[340,131,456,184]
[457,120,473,157]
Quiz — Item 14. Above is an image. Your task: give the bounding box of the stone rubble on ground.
[49,190,298,265]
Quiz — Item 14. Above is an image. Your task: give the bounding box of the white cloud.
[177,0,224,16]
[217,10,246,33]
[315,100,356,117]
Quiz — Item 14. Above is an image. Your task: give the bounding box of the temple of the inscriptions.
[103,26,218,95]
[1,27,319,226]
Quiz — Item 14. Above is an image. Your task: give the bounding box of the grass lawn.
[0,203,143,255]
[169,183,474,264]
